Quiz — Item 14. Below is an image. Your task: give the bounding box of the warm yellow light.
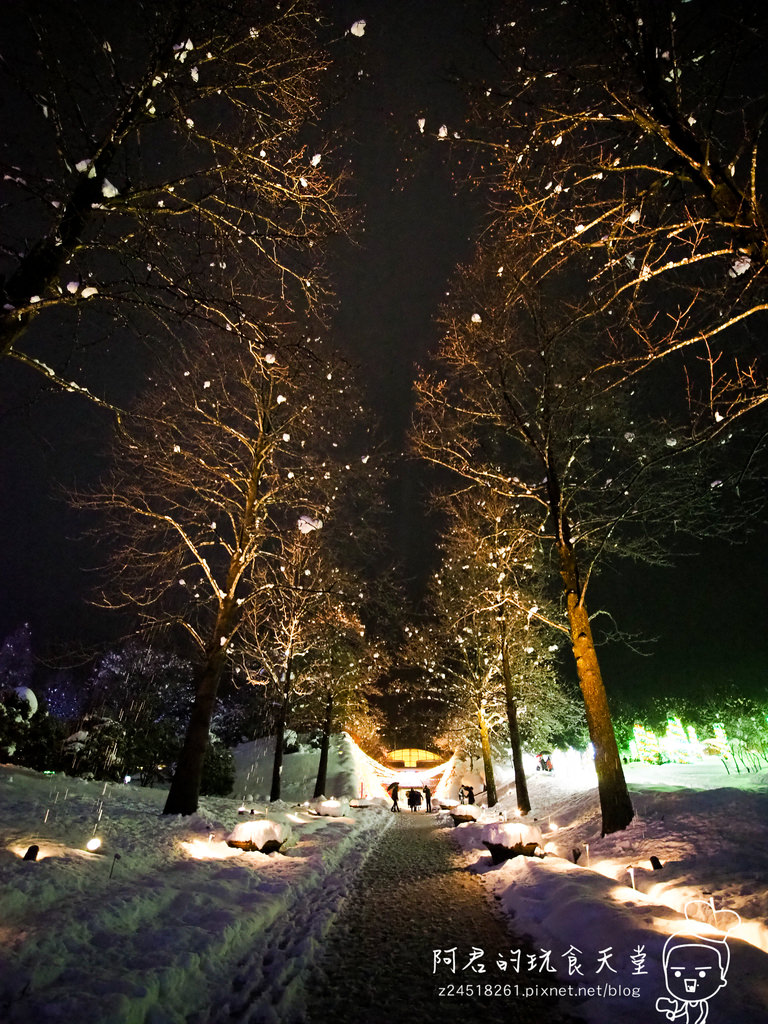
[181,839,243,861]
[86,837,102,852]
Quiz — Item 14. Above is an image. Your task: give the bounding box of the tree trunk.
[313,692,333,798]
[163,645,227,815]
[270,698,287,803]
[477,707,497,807]
[501,642,531,815]
[270,657,292,803]
[558,541,634,835]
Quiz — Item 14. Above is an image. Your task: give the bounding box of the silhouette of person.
[390,782,400,812]
[423,785,432,812]
[465,785,475,805]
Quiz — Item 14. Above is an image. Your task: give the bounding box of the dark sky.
[0,1,766,709]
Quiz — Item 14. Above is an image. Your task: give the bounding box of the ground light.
[86,836,102,852]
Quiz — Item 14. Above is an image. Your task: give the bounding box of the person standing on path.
[390,782,400,812]
[423,784,432,812]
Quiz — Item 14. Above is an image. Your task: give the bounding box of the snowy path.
[304,812,585,1024]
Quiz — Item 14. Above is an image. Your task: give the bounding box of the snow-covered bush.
[62,715,126,781]
[0,689,34,758]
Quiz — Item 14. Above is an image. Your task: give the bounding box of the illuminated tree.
[404,613,504,808]
[412,217,748,833]
[241,494,390,801]
[462,0,768,427]
[0,0,347,406]
[412,1,768,833]
[75,330,377,814]
[302,623,387,800]
[406,488,580,813]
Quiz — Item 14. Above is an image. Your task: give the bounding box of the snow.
[225,819,284,851]
[448,755,768,1022]
[2,739,768,1023]
[0,733,392,1023]
[13,687,38,717]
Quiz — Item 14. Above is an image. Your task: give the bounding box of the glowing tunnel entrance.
[350,740,456,801]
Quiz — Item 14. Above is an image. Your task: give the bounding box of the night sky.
[1,2,766,710]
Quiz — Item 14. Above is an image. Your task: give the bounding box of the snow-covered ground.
[2,738,768,1023]
[0,733,393,1024]
[448,751,768,1023]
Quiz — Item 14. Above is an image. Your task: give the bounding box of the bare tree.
[240,472,391,802]
[0,0,347,404]
[458,0,768,424]
[301,621,387,800]
[75,330,377,814]
[240,521,354,803]
[404,611,505,808]
[406,487,580,813]
[436,488,582,813]
[411,221,749,833]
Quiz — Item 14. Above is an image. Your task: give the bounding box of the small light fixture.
[86,837,102,852]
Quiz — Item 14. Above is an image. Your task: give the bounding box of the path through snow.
[305,812,586,1023]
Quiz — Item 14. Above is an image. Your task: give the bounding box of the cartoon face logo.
[655,901,740,1023]
[664,941,728,1002]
